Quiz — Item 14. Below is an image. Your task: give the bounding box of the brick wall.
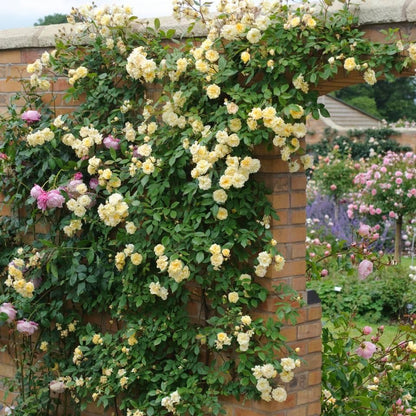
[0,30,321,416]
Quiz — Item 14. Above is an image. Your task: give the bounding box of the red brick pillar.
[229,143,322,416]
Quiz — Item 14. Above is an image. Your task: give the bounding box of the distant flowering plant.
[349,151,416,262]
[0,0,415,414]
[322,315,416,415]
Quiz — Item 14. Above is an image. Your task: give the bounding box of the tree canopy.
[334,77,416,122]
[34,13,67,26]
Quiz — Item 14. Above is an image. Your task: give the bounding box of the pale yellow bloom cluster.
[206,84,221,99]
[123,122,136,142]
[293,74,309,93]
[92,333,104,345]
[76,4,133,28]
[251,363,288,402]
[149,281,168,300]
[73,346,83,365]
[300,154,314,170]
[235,330,253,352]
[68,66,89,85]
[26,128,54,147]
[53,115,65,128]
[126,47,157,83]
[191,39,220,77]
[161,100,186,129]
[67,193,92,218]
[212,189,228,204]
[274,254,286,272]
[255,251,273,277]
[223,154,261,191]
[62,126,102,159]
[87,156,101,175]
[26,59,43,75]
[344,57,357,72]
[127,409,145,416]
[209,243,230,270]
[125,221,137,234]
[161,391,181,413]
[40,341,49,352]
[408,43,416,61]
[114,245,143,271]
[215,331,232,350]
[363,68,377,85]
[98,168,121,192]
[26,55,51,90]
[284,13,316,30]
[63,219,83,237]
[289,105,304,119]
[5,259,35,298]
[166,57,190,81]
[167,258,190,283]
[97,193,129,227]
[120,100,132,114]
[216,207,228,220]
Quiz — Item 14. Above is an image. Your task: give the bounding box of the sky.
[0,0,178,30]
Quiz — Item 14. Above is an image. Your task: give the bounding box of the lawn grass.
[321,315,407,347]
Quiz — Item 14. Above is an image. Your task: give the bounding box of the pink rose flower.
[49,380,66,394]
[46,190,65,209]
[73,172,83,180]
[321,269,328,277]
[356,341,376,359]
[21,110,41,124]
[362,326,372,335]
[16,320,39,336]
[330,184,337,191]
[30,184,44,199]
[358,223,370,237]
[358,259,373,280]
[89,178,98,190]
[0,303,17,323]
[66,179,83,197]
[0,152,7,160]
[103,135,120,150]
[36,191,49,210]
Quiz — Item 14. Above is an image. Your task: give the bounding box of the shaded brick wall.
[0,42,321,416]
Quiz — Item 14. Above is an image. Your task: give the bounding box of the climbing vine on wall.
[0,0,413,414]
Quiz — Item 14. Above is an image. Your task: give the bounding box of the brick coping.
[0,16,205,51]
[0,0,416,50]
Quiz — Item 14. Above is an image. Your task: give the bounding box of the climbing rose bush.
[0,0,414,414]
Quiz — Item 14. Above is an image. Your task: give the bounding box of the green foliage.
[308,147,357,201]
[307,127,411,161]
[322,314,416,415]
[334,77,416,122]
[309,265,413,322]
[0,1,414,415]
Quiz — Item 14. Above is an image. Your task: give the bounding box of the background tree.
[34,13,67,26]
[334,77,416,122]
